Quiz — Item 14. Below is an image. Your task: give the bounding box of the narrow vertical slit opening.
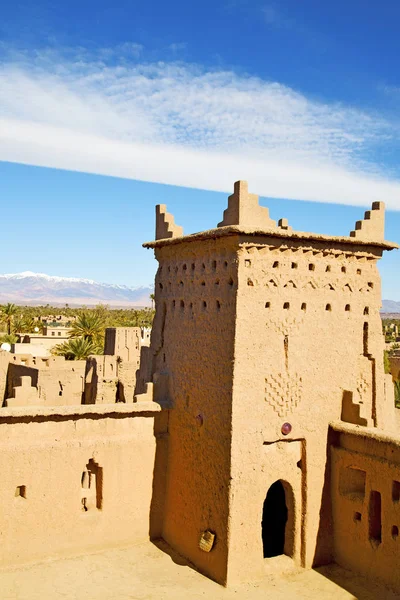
[368,490,382,545]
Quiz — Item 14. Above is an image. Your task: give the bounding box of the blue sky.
[0,1,399,298]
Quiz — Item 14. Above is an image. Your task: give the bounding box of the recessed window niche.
[392,481,400,502]
[15,485,27,499]
[339,466,366,499]
[369,490,382,545]
[81,459,103,512]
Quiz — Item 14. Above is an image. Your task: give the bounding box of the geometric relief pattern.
[269,314,305,337]
[265,372,303,417]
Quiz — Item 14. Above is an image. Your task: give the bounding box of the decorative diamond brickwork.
[265,372,303,417]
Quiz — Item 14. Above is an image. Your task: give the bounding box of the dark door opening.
[262,480,288,558]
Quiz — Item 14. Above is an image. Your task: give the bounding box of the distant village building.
[12,325,71,356]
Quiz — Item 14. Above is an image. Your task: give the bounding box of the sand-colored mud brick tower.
[144,183,398,587]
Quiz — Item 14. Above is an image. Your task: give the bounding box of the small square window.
[15,485,26,499]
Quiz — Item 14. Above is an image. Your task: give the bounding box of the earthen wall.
[331,423,400,590]
[151,238,238,584]
[0,404,158,567]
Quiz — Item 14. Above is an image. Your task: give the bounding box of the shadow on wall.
[84,358,98,405]
[4,363,39,406]
[149,408,170,541]
[312,428,336,568]
[152,538,195,569]
[316,564,400,600]
[134,346,153,396]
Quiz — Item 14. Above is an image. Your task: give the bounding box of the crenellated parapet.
[350,201,385,242]
[156,204,183,240]
[145,182,396,253]
[218,180,277,229]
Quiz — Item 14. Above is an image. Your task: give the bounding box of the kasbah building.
[1,180,400,597]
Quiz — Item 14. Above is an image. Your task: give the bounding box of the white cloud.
[1,47,400,209]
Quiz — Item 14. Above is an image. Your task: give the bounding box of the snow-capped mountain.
[0,272,153,307]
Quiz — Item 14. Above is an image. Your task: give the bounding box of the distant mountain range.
[0,272,153,307]
[381,300,400,314]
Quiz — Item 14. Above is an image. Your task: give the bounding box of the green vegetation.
[0,303,19,335]
[53,337,103,361]
[0,333,18,345]
[69,312,106,346]
[382,318,400,343]
[384,350,391,374]
[0,303,155,359]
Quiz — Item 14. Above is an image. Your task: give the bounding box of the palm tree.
[52,337,102,361]
[13,315,36,334]
[0,333,18,345]
[0,303,19,335]
[68,312,106,345]
[150,293,155,310]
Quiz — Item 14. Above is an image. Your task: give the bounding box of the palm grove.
[0,303,154,360]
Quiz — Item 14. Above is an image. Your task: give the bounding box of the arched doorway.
[262,480,288,558]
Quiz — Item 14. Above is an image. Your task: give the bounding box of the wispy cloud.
[168,42,187,53]
[380,83,400,97]
[262,4,293,28]
[261,3,329,51]
[1,46,400,209]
